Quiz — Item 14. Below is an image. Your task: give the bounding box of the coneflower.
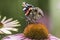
[23,23,49,40]
[0,16,21,34]
[2,23,60,40]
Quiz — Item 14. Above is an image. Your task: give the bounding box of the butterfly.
[22,2,44,24]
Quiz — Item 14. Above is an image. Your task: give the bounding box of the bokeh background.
[0,0,60,39]
[50,0,60,38]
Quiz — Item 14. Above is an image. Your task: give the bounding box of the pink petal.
[49,34,60,40]
[2,33,60,40]
[2,33,31,40]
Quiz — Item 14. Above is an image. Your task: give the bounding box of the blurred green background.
[0,0,60,39]
[50,0,60,38]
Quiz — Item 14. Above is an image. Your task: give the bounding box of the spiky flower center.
[0,22,3,28]
[23,23,49,40]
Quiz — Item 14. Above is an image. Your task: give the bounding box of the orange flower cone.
[23,23,49,40]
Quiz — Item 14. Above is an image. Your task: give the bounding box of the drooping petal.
[2,33,31,40]
[3,28,18,31]
[49,34,60,40]
[5,21,20,25]
[3,18,13,24]
[10,20,19,23]
[4,24,21,28]
[1,16,6,23]
[0,29,12,34]
[2,34,60,40]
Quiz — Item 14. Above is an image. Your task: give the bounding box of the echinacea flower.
[23,23,49,40]
[0,16,21,34]
[2,33,60,40]
[2,23,60,40]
